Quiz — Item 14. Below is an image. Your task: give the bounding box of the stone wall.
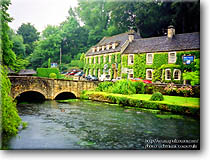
[9,76,99,100]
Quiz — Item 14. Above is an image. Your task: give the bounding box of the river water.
[4,100,200,150]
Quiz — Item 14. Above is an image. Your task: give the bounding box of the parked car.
[131,78,152,84]
[86,75,98,81]
[112,77,121,82]
[74,71,85,77]
[99,74,111,81]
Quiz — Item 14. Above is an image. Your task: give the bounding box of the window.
[102,46,105,51]
[109,55,111,63]
[173,69,181,80]
[146,53,153,64]
[112,43,116,49]
[128,69,134,79]
[104,56,106,63]
[98,69,101,78]
[92,48,96,52]
[93,57,96,64]
[128,54,134,65]
[106,44,110,50]
[165,69,171,80]
[97,46,101,52]
[146,69,153,80]
[168,52,176,63]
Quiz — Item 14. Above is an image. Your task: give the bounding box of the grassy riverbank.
[81,91,200,116]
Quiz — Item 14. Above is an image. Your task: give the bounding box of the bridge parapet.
[9,76,99,100]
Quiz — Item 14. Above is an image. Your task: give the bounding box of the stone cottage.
[85,26,200,84]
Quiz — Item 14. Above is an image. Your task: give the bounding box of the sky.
[8,0,78,32]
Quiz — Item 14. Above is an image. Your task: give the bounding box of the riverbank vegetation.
[0,0,22,140]
[81,91,200,116]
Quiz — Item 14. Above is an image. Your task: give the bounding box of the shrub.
[49,73,57,79]
[96,81,113,92]
[37,68,59,78]
[150,92,164,101]
[111,79,136,95]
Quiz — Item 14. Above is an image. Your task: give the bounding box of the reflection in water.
[5,100,200,150]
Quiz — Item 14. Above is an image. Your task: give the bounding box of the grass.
[86,91,199,108]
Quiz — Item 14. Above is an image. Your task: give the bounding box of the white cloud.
[8,0,78,32]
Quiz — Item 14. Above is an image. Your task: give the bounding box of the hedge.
[37,68,60,78]
[82,92,200,116]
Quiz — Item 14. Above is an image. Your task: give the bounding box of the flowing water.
[3,100,200,150]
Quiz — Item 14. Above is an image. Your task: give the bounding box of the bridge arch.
[15,90,46,102]
[14,89,47,99]
[53,91,77,100]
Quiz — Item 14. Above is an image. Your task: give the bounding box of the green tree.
[17,23,40,56]
[9,29,26,58]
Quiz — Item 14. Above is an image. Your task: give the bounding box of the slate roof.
[18,69,37,75]
[7,67,16,74]
[86,31,141,56]
[124,32,200,54]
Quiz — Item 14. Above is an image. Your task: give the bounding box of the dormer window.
[102,46,105,51]
[112,43,116,49]
[97,46,101,52]
[106,44,110,50]
[92,47,96,52]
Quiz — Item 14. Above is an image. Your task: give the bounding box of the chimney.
[167,25,175,38]
[128,30,135,42]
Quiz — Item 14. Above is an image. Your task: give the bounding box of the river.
[3,100,200,150]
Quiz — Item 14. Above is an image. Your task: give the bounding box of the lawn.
[85,91,200,108]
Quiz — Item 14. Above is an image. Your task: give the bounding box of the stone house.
[84,26,200,83]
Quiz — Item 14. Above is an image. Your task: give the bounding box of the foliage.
[150,92,164,101]
[0,0,16,67]
[0,65,21,136]
[96,81,114,92]
[183,59,200,86]
[37,68,59,78]
[84,91,200,116]
[48,58,51,68]
[96,79,145,95]
[164,83,194,97]
[49,73,57,79]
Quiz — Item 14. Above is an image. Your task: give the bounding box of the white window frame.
[92,48,96,52]
[112,43,116,49]
[146,53,153,64]
[104,55,106,63]
[168,52,176,63]
[173,69,181,80]
[128,69,134,79]
[146,69,153,80]
[128,54,134,65]
[165,69,171,80]
[109,55,112,63]
[102,46,105,51]
[106,44,110,50]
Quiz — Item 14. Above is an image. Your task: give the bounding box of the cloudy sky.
[8,0,78,32]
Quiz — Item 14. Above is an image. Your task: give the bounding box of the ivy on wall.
[84,52,121,77]
[84,50,199,83]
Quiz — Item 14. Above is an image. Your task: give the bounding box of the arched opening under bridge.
[15,91,45,103]
[54,92,76,100]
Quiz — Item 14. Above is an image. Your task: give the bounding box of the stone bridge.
[9,76,99,100]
